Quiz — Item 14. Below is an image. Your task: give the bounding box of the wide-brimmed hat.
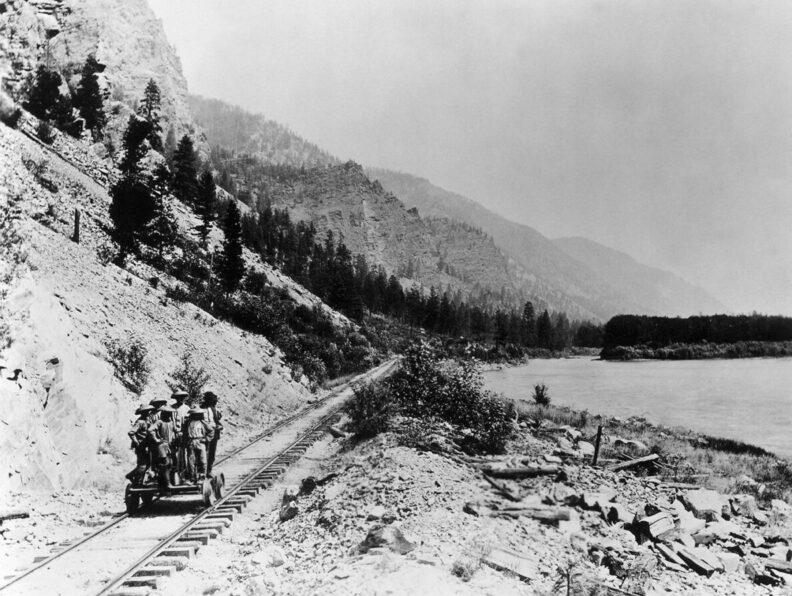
[188,408,205,418]
[135,404,155,415]
[170,388,188,399]
[159,405,175,413]
[149,397,169,408]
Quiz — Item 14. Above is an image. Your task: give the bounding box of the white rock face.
[1,0,203,152]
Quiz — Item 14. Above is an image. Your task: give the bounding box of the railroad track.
[1,359,398,596]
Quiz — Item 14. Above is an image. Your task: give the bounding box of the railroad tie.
[153,556,188,570]
[133,565,177,578]
[159,545,196,558]
[181,531,214,545]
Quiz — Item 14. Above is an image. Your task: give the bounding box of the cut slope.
[0,119,321,492]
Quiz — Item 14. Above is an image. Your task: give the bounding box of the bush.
[347,381,392,438]
[106,337,150,395]
[168,352,210,404]
[36,120,56,144]
[533,383,550,407]
[389,342,514,453]
[243,270,269,295]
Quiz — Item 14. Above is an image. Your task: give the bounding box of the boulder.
[716,552,742,574]
[357,525,415,555]
[683,489,728,521]
[637,512,675,540]
[558,509,582,536]
[366,505,388,521]
[279,502,298,522]
[252,544,288,567]
[299,476,317,495]
[577,441,595,457]
[771,499,792,520]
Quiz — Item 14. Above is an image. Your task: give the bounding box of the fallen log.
[482,464,560,479]
[0,511,29,523]
[661,482,701,490]
[609,453,660,472]
[495,507,571,521]
[483,474,522,502]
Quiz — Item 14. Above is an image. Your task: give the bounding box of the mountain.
[552,237,727,316]
[369,169,725,318]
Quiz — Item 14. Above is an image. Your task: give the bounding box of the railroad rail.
[1,359,398,596]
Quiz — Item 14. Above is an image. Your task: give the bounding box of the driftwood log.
[609,453,660,472]
[482,464,560,479]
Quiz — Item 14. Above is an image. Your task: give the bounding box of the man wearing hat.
[183,408,214,482]
[170,389,190,483]
[148,405,177,493]
[126,404,155,486]
[201,391,223,477]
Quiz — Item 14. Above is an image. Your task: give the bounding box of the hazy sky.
[150,0,792,314]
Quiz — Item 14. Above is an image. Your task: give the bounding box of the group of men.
[125,388,224,491]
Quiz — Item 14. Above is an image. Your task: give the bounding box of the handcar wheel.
[124,484,140,515]
[212,475,223,499]
[202,478,216,506]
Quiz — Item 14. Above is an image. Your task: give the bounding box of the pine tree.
[522,300,536,346]
[537,310,553,349]
[110,116,156,263]
[138,79,162,151]
[196,171,216,244]
[118,115,152,177]
[171,135,198,205]
[163,125,177,164]
[73,55,105,141]
[218,201,245,293]
[145,163,179,261]
[24,64,77,135]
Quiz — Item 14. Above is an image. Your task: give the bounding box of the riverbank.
[601,340,792,361]
[160,403,792,594]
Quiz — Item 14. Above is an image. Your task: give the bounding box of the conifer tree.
[196,171,216,245]
[23,64,77,135]
[522,300,536,346]
[171,135,198,205]
[146,163,179,261]
[118,115,152,177]
[536,309,553,349]
[163,125,177,164]
[218,201,245,293]
[138,79,162,151]
[110,116,155,263]
[73,55,105,141]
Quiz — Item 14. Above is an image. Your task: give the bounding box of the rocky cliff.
[0,0,202,152]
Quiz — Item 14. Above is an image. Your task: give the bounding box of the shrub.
[243,270,269,295]
[389,342,513,453]
[347,381,392,438]
[36,120,56,144]
[533,383,550,407]
[168,352,210,404]
[106,337,150,395]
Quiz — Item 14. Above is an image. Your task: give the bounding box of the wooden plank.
[0,511,29,522]
[609,454,660,472]
[496,507,571,521]
[765,559,792,574]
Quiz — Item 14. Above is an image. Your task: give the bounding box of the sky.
[149,0,792,315]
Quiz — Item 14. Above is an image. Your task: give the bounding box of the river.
[482,357,792,457]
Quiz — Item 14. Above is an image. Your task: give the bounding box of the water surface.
[482,357,792,457]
